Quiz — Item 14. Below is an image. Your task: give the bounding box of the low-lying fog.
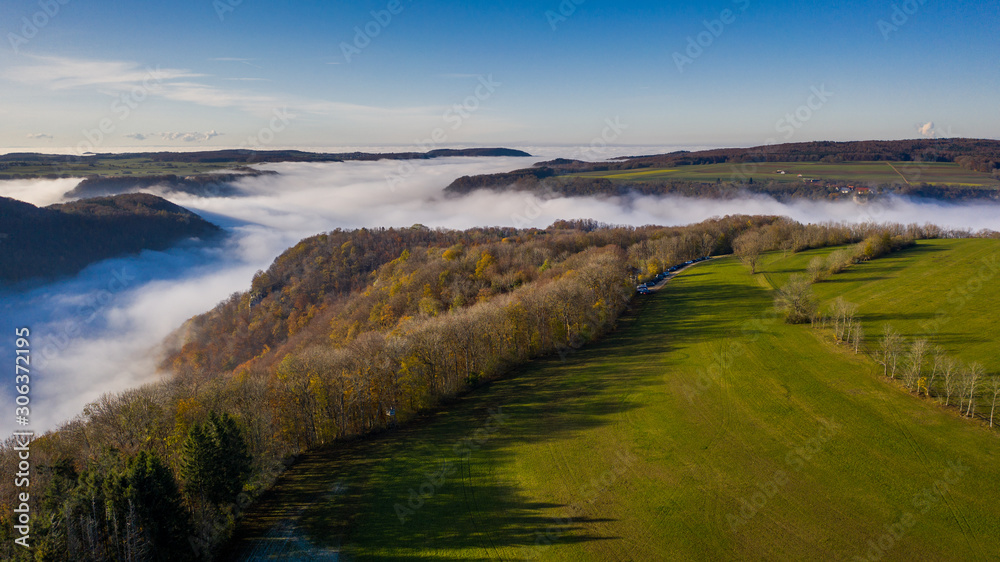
[3,150,1000,435]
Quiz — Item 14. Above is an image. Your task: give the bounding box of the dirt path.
[885,162,911,185]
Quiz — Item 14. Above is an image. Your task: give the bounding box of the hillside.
[0,193,221,283]
[227,239,1000,560]
[64,169,278,198]
[444,139,1000,202]
[0,148,532,181]
[4,219,991,560]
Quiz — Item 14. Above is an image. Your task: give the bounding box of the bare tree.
[903,339,928,392]
[989,375,1000,428]
[850,320,864,354]
[925,347,944,398]
[774,275,817,324]
[831,298,858,343]
[941,356,959,406]
[733,230,767,274]
[876,325,903,379]
[807,256,827,282]
[964,362,984,418]
[700,232,716,257]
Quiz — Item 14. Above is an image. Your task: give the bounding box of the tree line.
[765,230,1000,429]
[2,215,992,559]
[1,216,775,559]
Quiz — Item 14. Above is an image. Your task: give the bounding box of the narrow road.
[647,257,713,292]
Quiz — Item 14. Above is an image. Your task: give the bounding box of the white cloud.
[1,54,448,126]
[125,131,222,142]
[918,122,935,137]
[158,130,223,142]
[26,133,53,139]
[1,55,201,90]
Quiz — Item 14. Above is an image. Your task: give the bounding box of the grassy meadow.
[570,161,1000,187]
[228,240,1000,561]
[0,157,235,178]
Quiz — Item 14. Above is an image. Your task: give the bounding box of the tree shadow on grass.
[225,362,638,560]
[225,339,648,560]
[861,312,938,323]
[819,276,891,284]
[225,264,764,561]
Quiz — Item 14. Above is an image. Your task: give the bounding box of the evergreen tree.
[181,412,252,505]
[106,451,193,561]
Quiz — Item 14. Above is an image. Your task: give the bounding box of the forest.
[0,194,221,284]
[0,215,992,559]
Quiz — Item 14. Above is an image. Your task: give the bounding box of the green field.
[0,157,234,178]
[229,239,1000,560]
[570,161,1000,187]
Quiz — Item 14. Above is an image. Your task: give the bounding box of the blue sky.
[1,0,997,152]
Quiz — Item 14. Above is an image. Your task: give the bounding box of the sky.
[0,0,998,151]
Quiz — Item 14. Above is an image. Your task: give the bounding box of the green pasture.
[0,157,233,178]
[229,240,1000,561]
[570,161,1000,187]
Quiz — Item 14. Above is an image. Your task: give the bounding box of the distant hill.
[0,147,533,180]
[0,147,533,198]
[65,170,278,198]
[444,138,1000,201]
[0,193,221,284]
[605,138,1000,170]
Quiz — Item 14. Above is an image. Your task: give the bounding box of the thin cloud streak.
[2,54,450,124]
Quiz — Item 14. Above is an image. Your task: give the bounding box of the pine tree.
[105,451,193,561]
[181,412,252,505]
[210,412,253,504]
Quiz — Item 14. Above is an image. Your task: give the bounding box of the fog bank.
[2,153,999,435]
